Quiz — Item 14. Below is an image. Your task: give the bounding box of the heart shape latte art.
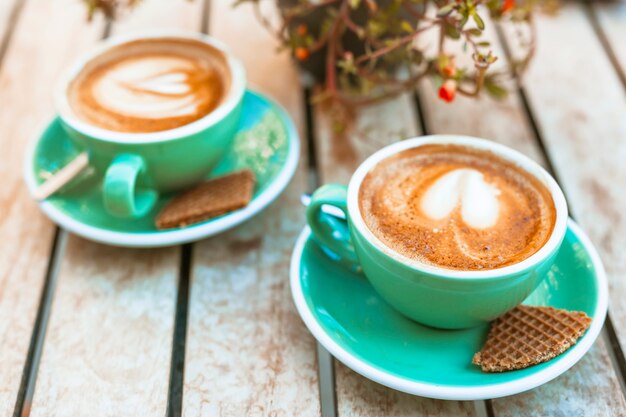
[420,168,501,229]
[359,145,557,270]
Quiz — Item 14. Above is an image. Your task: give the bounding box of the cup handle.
[103,154,158,218]
[306,184,360,271]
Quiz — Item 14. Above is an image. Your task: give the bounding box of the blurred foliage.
[83,0,552,107]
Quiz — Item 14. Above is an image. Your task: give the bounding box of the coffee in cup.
[306,136,568,329]
[56,32,246,218]
[66,38,231,134]
[358,144,557,271]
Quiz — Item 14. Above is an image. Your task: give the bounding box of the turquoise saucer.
[24,90,299,247]
[290,219,608,400]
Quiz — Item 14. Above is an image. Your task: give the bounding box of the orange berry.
[502,0,515,13]
[441,64,457,77]
[365,0,378,12]
[295,47,310,61]
[296,24,308,36]
[439,80,457,103]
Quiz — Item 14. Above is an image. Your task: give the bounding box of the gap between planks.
[0,0,26,67]
[166,0,211,416]
[494,10,626,406]
[167,244,193,417]
[12,230,67,417]
[304,87,338,417]
[584,2,626,93]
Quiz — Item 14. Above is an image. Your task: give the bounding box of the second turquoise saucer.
[25,90,299,247]
[290,219,608,400]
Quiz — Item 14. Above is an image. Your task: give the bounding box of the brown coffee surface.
[359,145,556,270]
[67,38,230,133]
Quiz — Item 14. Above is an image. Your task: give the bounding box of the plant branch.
[354,23,438,66]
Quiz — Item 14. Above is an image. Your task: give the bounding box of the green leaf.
[359,78,374,94]
[485,83,508,99]
[444,23,461,39]
[476,41,491,47]
[472,13,485,30]
[319,16,334,36]
[367,20,387,37]
[459,13,469,28]
[338,57,357,75]
[304,34,315,47]
[401,20,414,33]
[437,4,455,16]
[411,50,424,65]
[437,53,449,69]
[465,28,482,37]
[485,79,508,98]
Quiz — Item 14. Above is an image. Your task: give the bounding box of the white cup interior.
[347,135,569,279]
[55,30,246,144]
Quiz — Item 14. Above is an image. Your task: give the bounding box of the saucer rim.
[289,218,608,400]
[24,90,300,247]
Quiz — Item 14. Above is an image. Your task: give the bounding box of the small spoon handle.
[34,152,89,201]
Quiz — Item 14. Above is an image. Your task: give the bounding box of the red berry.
[439,80,456,103]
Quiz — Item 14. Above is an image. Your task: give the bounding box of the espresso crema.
[358,145,557,271]
[67,38,230,133]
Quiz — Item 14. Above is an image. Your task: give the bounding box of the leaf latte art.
[68,39,230,133]
[359,145,556,271]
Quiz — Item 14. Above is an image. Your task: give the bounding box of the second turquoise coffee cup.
[307,136,568,329]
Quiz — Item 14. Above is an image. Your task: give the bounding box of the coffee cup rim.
[347,135,569,279]
[54,30,246,143]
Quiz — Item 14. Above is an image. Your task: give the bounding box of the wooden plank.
[0,0,19,42]
[27,1,204,416]
[312,78,476,416]
[181,2,320,416]
[590,3,626,83]
[315,94,420,184]
[0,0,103,416]
[490,338,625,417]
[336,360,477,417]
[494,4,626,414]
[418,8,626,416]
[28,242,180,417]
[111,0,204,33]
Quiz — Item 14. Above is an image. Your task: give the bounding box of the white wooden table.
[1,1,626,416]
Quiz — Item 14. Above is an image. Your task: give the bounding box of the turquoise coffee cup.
[55,32,246,218]
[307,136,568,329]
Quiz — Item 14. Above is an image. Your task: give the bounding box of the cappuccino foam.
[67,38,230,133]
[359,145,556,271]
